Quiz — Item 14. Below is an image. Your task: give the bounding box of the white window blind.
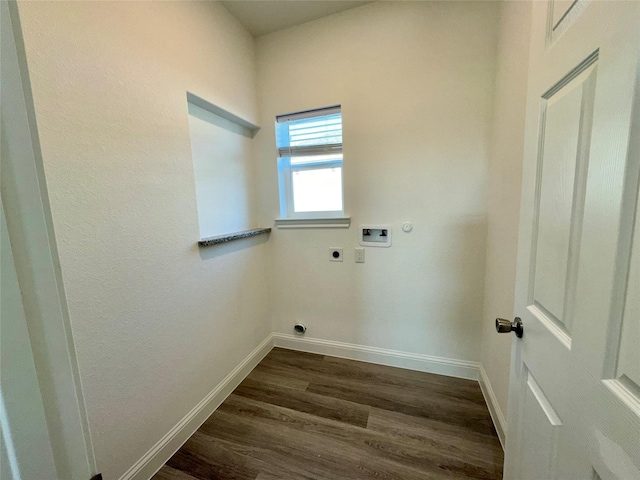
[276,105,342,158]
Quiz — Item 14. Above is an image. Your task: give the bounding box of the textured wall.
[17,2,270,478]
[255,1,500,361]
[479,0,533,422]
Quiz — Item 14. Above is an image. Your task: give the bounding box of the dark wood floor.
[153,348,503,480]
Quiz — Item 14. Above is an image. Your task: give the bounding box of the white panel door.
[504,1,640,479]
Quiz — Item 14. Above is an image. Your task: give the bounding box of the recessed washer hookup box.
[359,225,391,247]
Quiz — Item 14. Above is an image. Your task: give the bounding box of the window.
[275,105,344,219]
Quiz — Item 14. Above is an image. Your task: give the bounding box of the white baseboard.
[478,364,506,449]
[119,333,274,480]
[272,333,480,381]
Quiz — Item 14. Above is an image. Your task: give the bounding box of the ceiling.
[220,1,374,38]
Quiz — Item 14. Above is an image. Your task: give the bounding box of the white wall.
[16,2,270,479]
[479,0,532,425]
[255,1,500,361]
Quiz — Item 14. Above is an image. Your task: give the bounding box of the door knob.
[495,317,523,338]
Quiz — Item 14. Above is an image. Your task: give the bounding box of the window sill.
[274,217,351,229]
[198,228,271,246]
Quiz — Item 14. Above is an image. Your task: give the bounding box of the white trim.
[478,364,507,449]
[275,217,351,229]
[272,333,480,381]
[119,334,274,480]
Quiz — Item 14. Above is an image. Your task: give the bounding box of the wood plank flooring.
[153,348,503,480]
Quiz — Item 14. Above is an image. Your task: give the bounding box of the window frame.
[275,106,345,220]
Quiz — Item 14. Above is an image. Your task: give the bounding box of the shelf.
[186,92,259,137]
[198,228,271,247]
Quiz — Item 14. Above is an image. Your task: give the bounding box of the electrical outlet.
[355,247,365,263]
[330,248,343,262]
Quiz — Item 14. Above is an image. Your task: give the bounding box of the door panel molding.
[602,377,640,418]
[515,366,563,480]
[602,72,640,386]
[547,0,591,46]
[528,56,597,341]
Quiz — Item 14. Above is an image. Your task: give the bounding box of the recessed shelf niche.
[186,92,263,243]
